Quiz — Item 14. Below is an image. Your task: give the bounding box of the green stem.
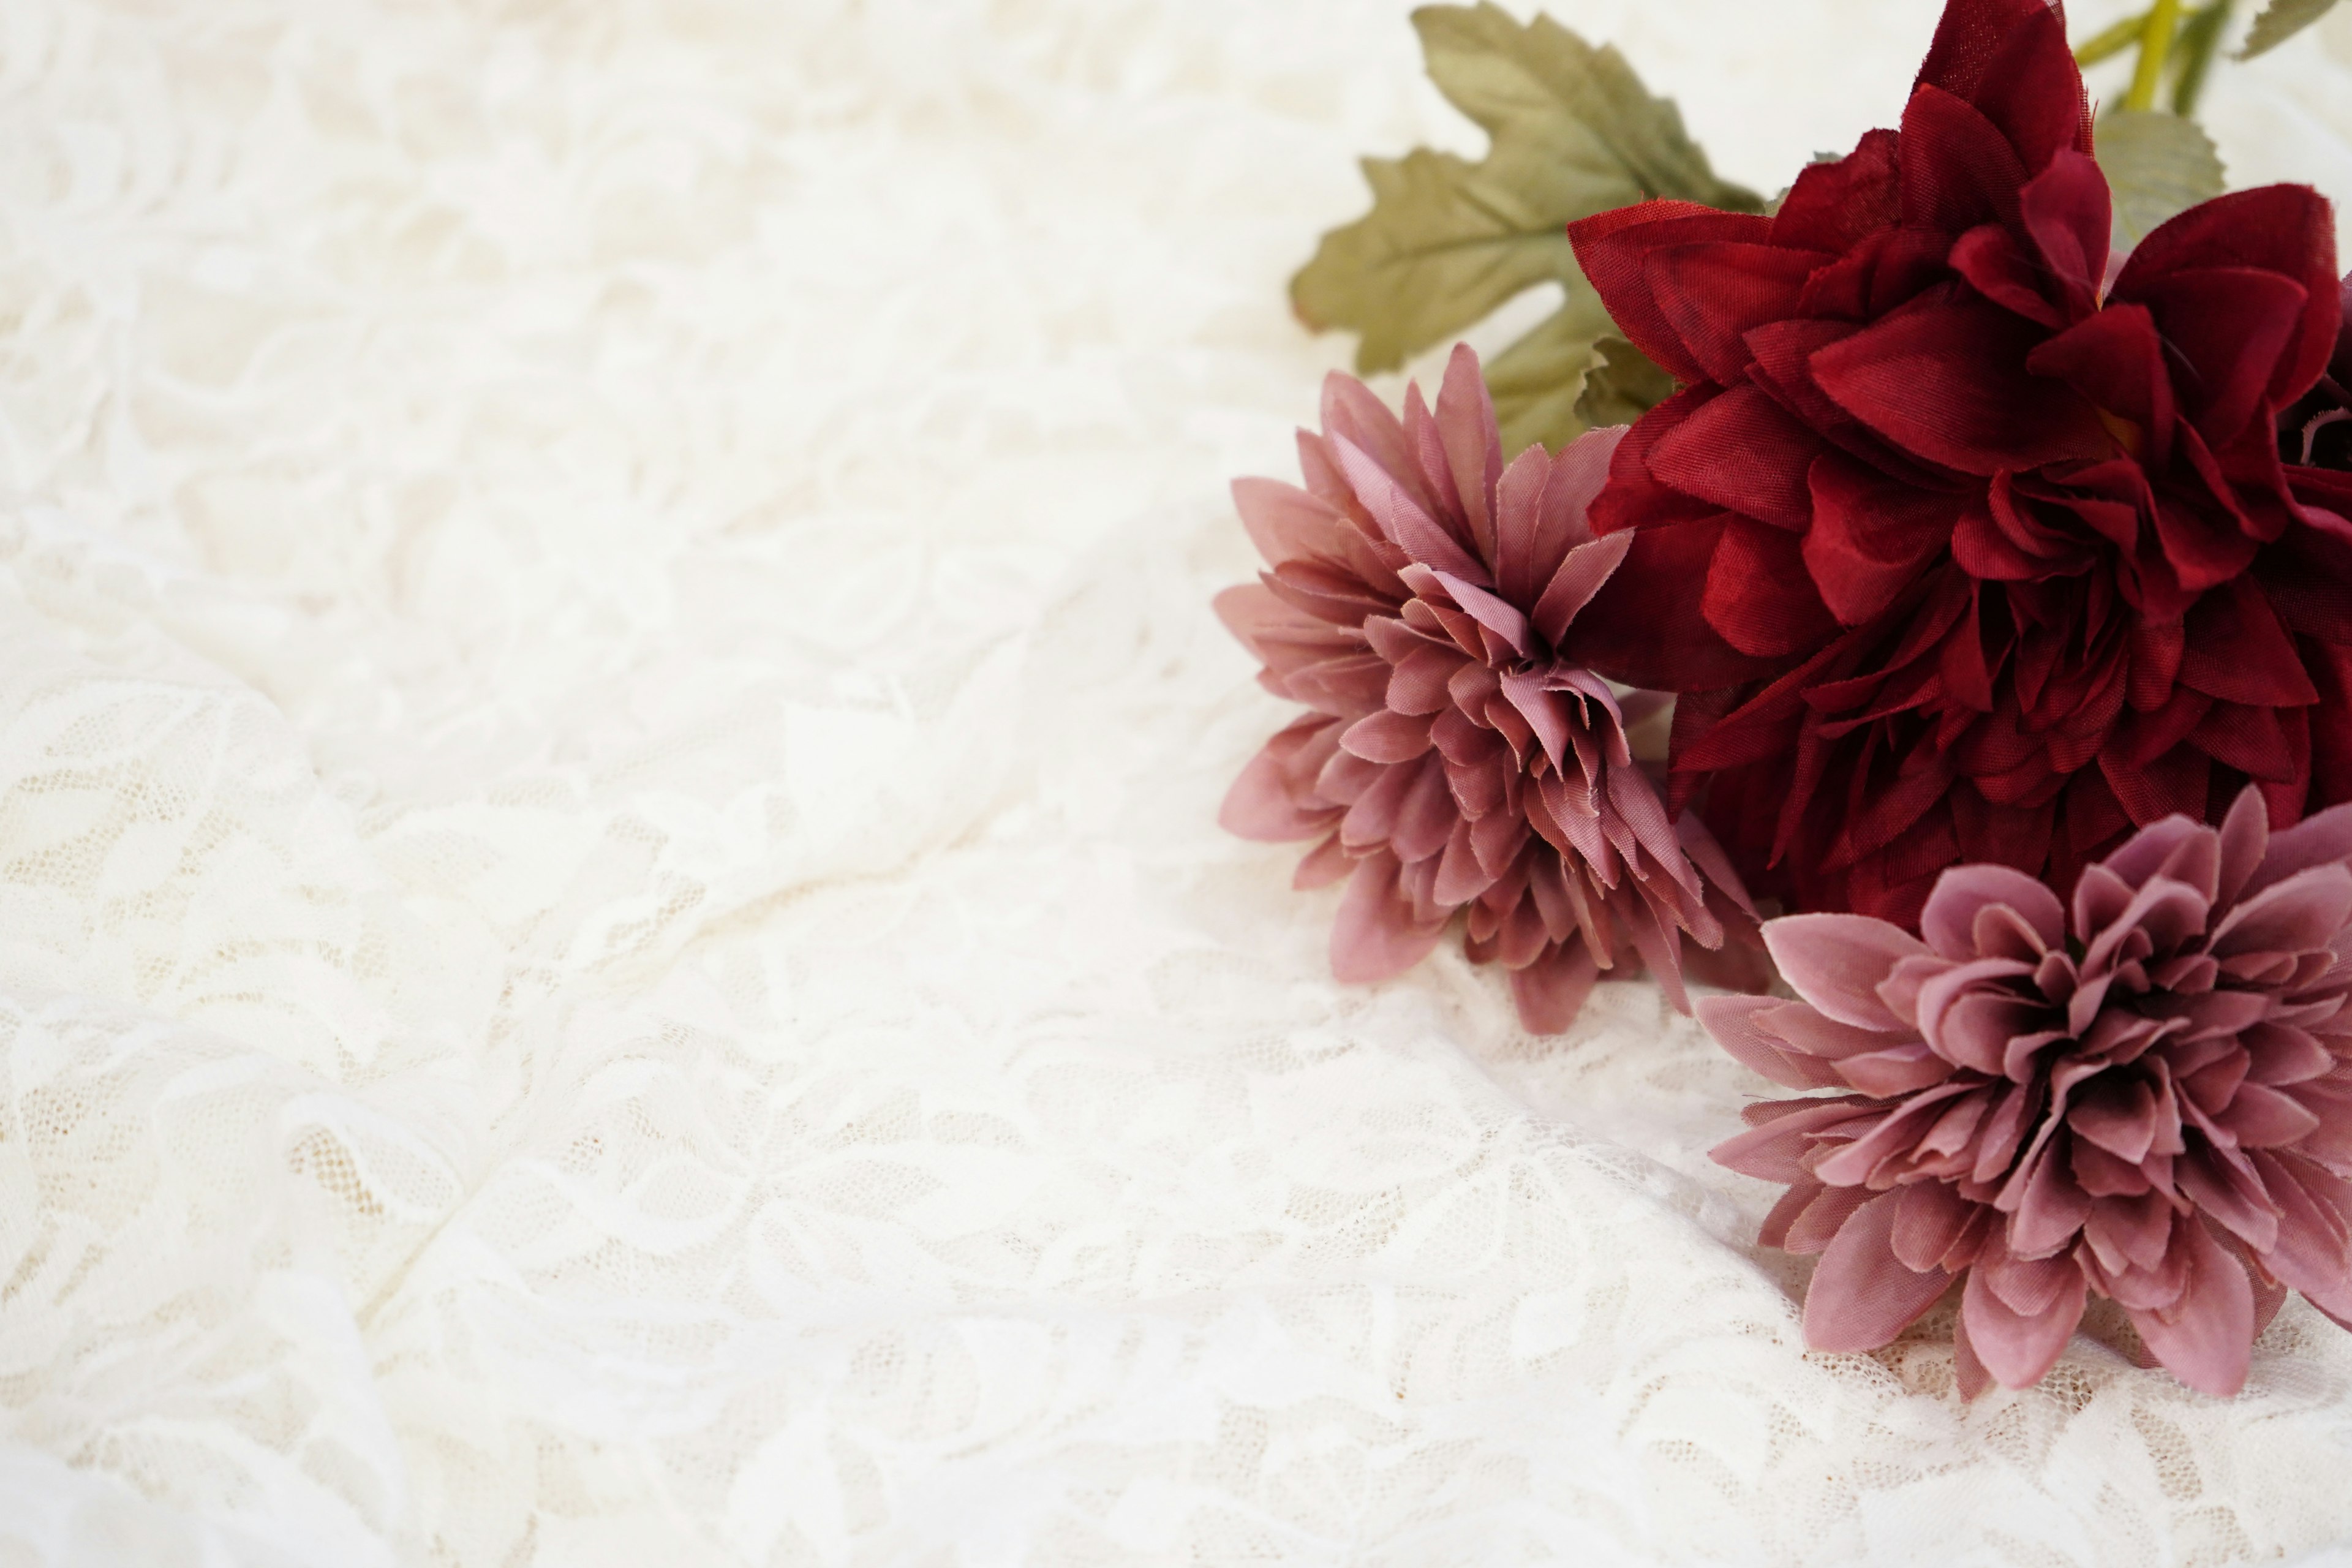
[2076,8,2152,64]
[2169,0,2234,116]
[2126,0,2184,110]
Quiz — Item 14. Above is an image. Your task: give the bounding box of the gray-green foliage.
[2242,0,2339,58]
[1291,2,1758,452]
[2097,108,2227,246]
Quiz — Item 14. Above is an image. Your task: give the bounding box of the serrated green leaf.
[1291,1,1760,377]
[2241,0,2339,57]
[1575,336,1676,431]
[2097,109,2225,247]
[1482,298,1675,456]
[1483,292,1615,455]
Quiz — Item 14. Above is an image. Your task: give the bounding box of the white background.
[1,1,2351,1562]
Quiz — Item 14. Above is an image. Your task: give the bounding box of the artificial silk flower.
[1218,345,1763,1033]
[1707,787,2352,1398]
[1562,0,2352,928]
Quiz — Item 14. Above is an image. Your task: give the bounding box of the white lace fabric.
[3,1,2352,1562]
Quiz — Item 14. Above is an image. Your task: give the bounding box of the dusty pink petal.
[1918,862,2065,960]
[1891,1180,1980,1272]
[1215,582,1341,660]
[2128,1219,2255,1397]
[1221,739,1338,842]
[1510,941,1602,1034]
[1319,371,1419,503]
[1536,424,1623,561]
[1331,435,1488,585]
[1763,913,1932,1031]
[1330,855,1446,984]
[2100,813,2223,907]
[1961,1242,2087,1389]
[2210,863,2352,962]
[1232,476,1352,568]
[1834,1041,1954,1096]
[1812,1081,1981,1186]
[1436,344,1504,560]
[2251,1152,2352,1319]
[1492,445,1556,609]
[1340,710,1434,765]
[1432,571,1534,657]
[1783,1183,1874,1254]
[1803,1192,1954,1352]
[2244,798,2352,899]
[1678,813,1760,919]
[2217,1082,2324,1148]
[1531,532,1634,648]
[1912,956,2040,1069]
[1760,1180,1826,1250]
[1618,887,1692,1014]
[2215,783,2272,908]
[1293,834,1351,890]
[1952,1308,1994,1400]
[1714,1099,1878,1183]
[1698,995,1844,1090]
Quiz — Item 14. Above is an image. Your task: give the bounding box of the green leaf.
[1483,291,1616,455]
[1485,302,1676,456]
[1575,336,1677,431]
[2241,0,2339,57]
[1292,1,1760,383]
[2096,109,2225,247]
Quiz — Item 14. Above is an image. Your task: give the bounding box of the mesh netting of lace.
[2,0,2352,1563]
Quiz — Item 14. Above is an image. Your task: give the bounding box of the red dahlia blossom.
[1708,788,2352,1397]
[1219,345,1762,1033]
[1563,0,2352,927]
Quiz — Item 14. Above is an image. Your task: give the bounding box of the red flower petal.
[1915,0,2084,129]
[1648,384,1824,531]
[1703,515,1840,657]
[2114,184,2343,411]
[2025,304,2176,467]
[2179,575,2321,707]
[1567,202,1776,386]
[1898,85,2028,233]
[1643,241,1831,389]
[1771,128,1902,254]
[1803,453,1963,622]
[1961,0,2094,174]
[1570,513,1786,691]
[2133,266,2313,447]
[1811,285,2110,476]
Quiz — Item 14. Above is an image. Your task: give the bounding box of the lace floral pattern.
[4,0,2352,1562]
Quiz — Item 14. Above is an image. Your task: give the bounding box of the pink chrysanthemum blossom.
[1217,344,1763,1033]
[1706,786,2352,1396]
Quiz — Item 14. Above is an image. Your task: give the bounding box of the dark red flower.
[1563,0,2352,929]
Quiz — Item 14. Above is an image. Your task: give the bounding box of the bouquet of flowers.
[1221,0,2352,1397]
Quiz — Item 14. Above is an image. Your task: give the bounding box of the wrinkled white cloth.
[4,1,2352,1562]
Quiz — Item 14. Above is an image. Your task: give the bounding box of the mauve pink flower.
[1706,786,2352,1396]
[1218,344,1763,1033]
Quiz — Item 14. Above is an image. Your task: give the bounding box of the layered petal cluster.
[1564,0,2352,927]
[1708,787,2352,1396]
[1219,345,1761,1032]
